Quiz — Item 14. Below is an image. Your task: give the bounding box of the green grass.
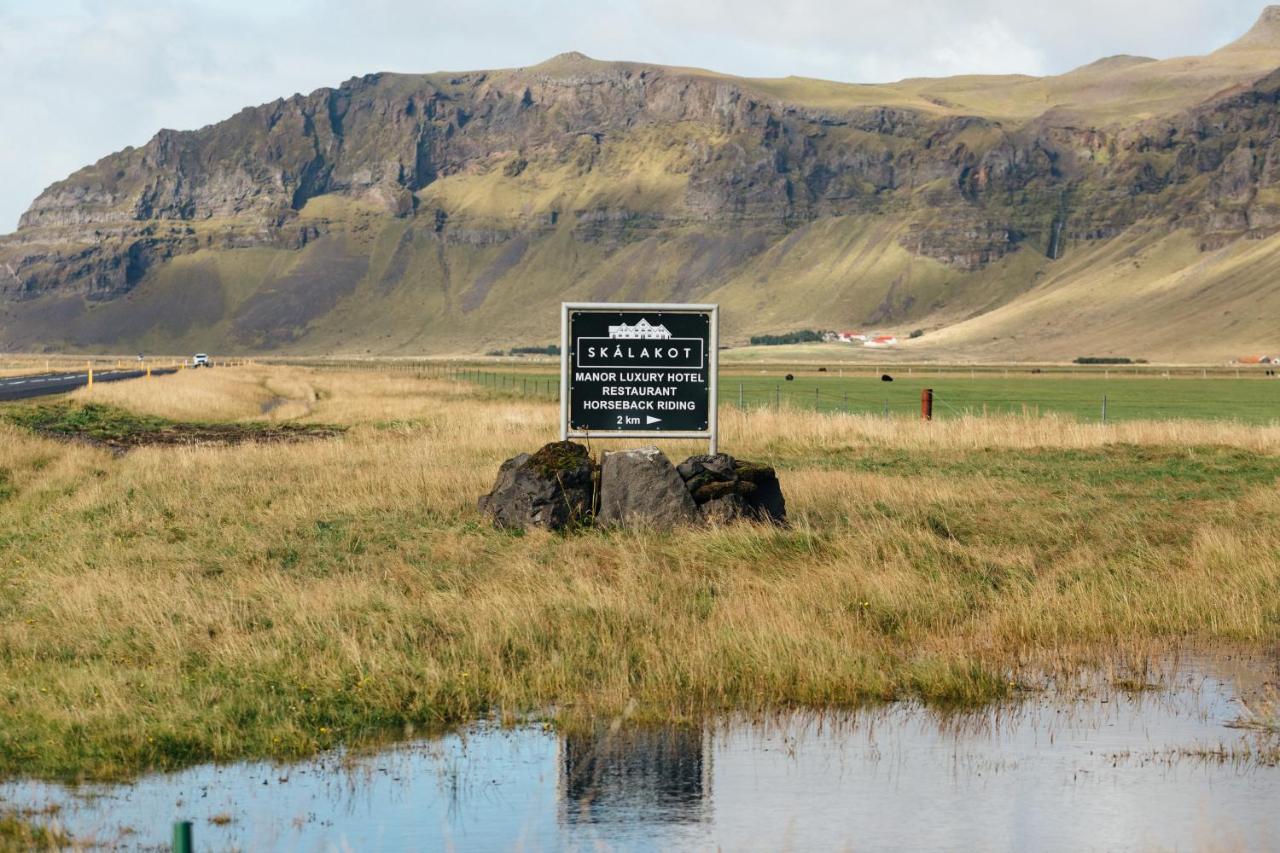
[4,402,173,442]
[802,444,1280,499]
[456,368,1280,424]
[2,436,1278,781]
[3,402,344,448]
[1,371,1278,783]
[0,811,68,851]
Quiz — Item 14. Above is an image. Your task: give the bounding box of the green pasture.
[446,366,1280,424]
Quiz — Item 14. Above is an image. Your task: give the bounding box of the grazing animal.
[785,374,795,381]
[881,374,894,382]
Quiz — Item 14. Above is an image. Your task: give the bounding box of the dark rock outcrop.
[597,446,698,528]
[477,441,595,530]
[478,444,787,530]
[677,454,786,524]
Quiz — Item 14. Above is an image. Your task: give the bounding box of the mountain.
[5,12,1280,360]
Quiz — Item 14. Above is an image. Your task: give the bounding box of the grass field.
[0,364,1278,782]
[433,363,1280,424]
[0,809,67,850]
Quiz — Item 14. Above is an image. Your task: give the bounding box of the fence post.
[921,388,933,421]
[815,386,820,410]
[775,384,780,409]
[173,821,193,853]
[883,399,889,419]
[739,382,743,408]
[1101,395,1108,425]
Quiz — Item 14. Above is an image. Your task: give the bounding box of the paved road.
[0,367,179,402]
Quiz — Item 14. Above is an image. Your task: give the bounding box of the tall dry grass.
[69,362,1280,451]
[1,365,1278,781]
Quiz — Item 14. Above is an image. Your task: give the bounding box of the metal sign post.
[561,302,719,454]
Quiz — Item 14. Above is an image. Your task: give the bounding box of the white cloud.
[0,0,1269,231]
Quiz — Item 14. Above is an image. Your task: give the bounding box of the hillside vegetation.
[0,365,1278,780]
[6,12,1280,359]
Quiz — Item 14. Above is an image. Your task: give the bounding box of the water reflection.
[560,725,708,827]
[1,655,1277,850]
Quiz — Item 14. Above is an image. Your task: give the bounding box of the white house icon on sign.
[607,318,672,339]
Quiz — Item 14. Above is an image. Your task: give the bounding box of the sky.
[0,0,1271,232]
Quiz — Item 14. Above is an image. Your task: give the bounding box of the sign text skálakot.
[560,303,718,451]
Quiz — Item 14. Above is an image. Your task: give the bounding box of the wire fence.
[291,361,1280,425]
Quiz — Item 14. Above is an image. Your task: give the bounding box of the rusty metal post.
[921,388,933,421]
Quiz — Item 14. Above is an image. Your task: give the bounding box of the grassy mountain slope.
[4,11,1280,360]
[913,227,1280,362]
[744,9,1280,123]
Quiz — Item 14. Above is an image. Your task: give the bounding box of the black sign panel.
[565,307,714,433]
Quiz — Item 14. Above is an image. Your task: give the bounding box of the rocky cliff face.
[5,15,1280,356]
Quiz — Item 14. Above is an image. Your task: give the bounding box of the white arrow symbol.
[646,415,662,425]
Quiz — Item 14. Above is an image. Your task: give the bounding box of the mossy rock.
[692,479,757,504]
[734,460,778,484]
[479,441,596,530]
[677,453,786,524]
[528,441,594,480]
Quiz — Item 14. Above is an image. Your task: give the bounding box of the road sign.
[560,302,719,452]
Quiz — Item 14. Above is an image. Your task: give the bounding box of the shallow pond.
[4,654,1278,851]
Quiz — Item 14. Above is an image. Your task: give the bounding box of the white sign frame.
[560,302,719,454]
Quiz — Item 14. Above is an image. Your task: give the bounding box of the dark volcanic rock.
[478,441,595,530]
[678,453,786,524]
[597,446,698,529]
